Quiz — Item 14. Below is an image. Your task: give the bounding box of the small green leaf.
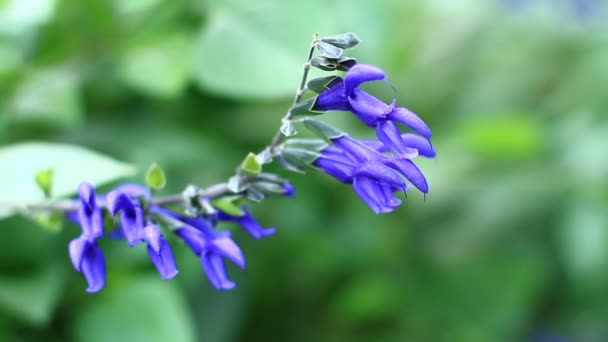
[302,118,345,140]
[320,32,361,49]
[145,163,166,190]
[211,196,245,216]
[34,168,54,198]
[240,152,262,176]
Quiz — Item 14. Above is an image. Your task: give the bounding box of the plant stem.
[268,33,319,153]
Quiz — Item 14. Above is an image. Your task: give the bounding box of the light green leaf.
[0,264,65,326]
[35,168,54,198]
[10,66,82,127]
[211,196,245,216]
[0,142,135,219]
[240,152,261,176]
[72,276,196,342]
[118,32,194,99]
[194,0,338,99]
[145,163,166,190]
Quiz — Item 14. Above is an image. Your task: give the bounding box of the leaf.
[0,264,66,326]
[193,0,338,99]
[0,142,135,219]
[240,152,262,176]
[118,32,194,99]
[211,196,245,216]
[145,163,166,190]
[35,168,54,198]
[315,41,343,59]
[9,66,82,127]
[72,275,196,342]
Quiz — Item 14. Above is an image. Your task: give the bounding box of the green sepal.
[277,154,306,173]
[35,168,54,198]
[316,41,343,58]
[302,118,346,140]
[284,138,328,151]
[307,76,342,93]
[145,163,166,190]
[249,181,289,195]
[240,152,262,176]
[310,56,338,71]
[291,97,324,117]
[337,56,357,71]
[320,32,361,49]
[211,196,245,216]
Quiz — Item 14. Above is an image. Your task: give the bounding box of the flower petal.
[401,133,436,158]
[147,237,178,280]
[80,243,106,293]
[387,107,432,139]
[143,224,162,253]
[375,121,419,158]
[112,183,152,200]
[352,176,398,214]
[212,233,246,268]
[313,81,351,112]
[218,209,276,240]
[314,156,355,183]
[354,162,407,190]
[69,236,88,271]
[201,252,236,290]
[344,64,386,96]
[332,135,379,163]
[176,226,207,255]
[348,89,389,126]
[386,158,429,193]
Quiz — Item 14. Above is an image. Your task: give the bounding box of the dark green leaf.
[290,97,323,116]
[310,56,338,71]
[307,75,342,93]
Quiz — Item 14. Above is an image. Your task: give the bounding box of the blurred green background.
[1,0,607,341]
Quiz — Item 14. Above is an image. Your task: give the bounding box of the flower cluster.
[305,64,434,213]
[68,181,291,293]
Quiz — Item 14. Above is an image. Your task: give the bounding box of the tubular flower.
[314,135,433,214]
[69,182,106,293]
[107,190,178,280]
[312,64,432,154]
[158,209,246,290]
[218,207,277,239]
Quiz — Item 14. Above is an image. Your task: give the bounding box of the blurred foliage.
[0,0,607,341]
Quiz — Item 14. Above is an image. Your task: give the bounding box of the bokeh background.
[1,0,607,341]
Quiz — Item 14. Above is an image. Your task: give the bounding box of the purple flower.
[314,135,431,214]
[218,207,276,239]
[69,182,106,293]
[312,64,432,154]
[142,223,178,280]
[107,190,178,280]
[156,209,246,290]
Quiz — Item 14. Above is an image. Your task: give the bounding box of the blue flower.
[107,190,178,280]
[69,182,106,293]
[218,207,277,239]
[312,64,432,154]
[156,209,246,290]
[314,135,432,214]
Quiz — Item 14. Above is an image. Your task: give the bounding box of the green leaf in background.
[145,163,166,190]
[0,263,65,326]
[0,0,57,36]
[118,32,194,99]
[0,142,135,219]
[9,66,82,127]
[194,0,338,99]
[72,276,196,342]
[35,168,54,198]
[461,114,544,161]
